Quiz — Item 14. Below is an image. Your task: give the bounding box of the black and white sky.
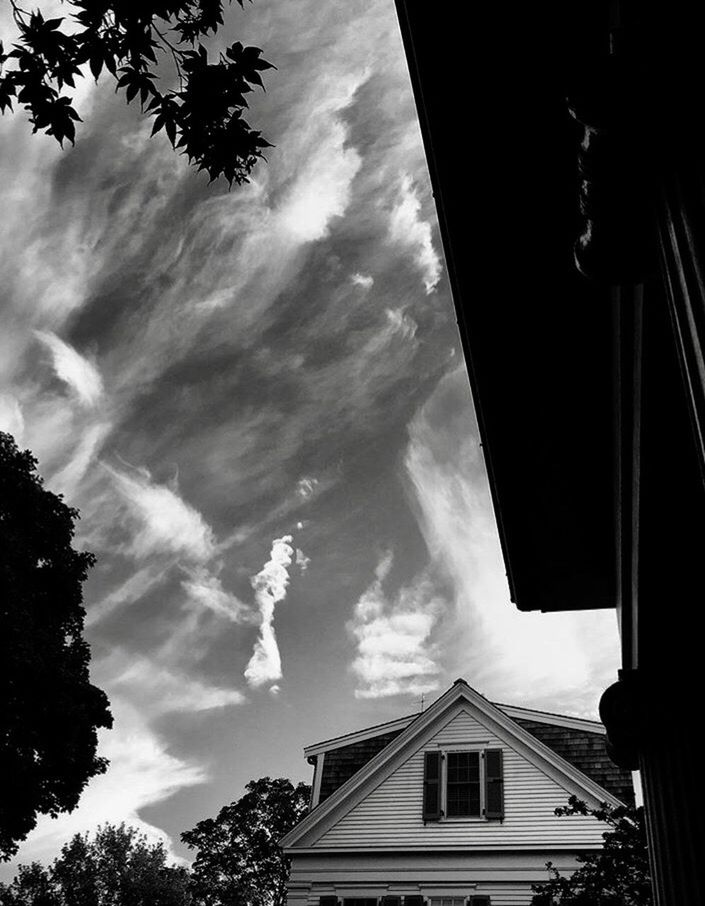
[0,0,621,871]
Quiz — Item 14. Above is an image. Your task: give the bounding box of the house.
[282,679,633,905]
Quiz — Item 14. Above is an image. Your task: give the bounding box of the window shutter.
[484,748,504,819]
[422,751,442,820]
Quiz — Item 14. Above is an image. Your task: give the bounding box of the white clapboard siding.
[316,710,606,849]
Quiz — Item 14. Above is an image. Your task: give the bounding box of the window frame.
[439,745,488,821]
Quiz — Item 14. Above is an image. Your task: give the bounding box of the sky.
[0,0,622,874]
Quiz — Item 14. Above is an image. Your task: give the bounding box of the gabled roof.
[304,712,421,758]
[282,679,626,850]
[305,701,605,758]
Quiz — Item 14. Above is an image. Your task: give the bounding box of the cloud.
[11,697,204,870]
[296,477,319,499]
[49,422,110,497]
[35,331,104,406]
[403,368,620,714]
[0,393,24,441]
[385,307,417,340]
[351,272,374,289]
[107,654,245,715]
[86,563,169,627]
[349,552,443,699]
[295,548,310,572]
[389,175,442,293]
[181,568,253,624]
[107,465,216,562]
[275,74,365,243]
[244,535,295,689]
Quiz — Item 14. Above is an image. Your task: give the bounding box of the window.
[446,751,481,816]
[422,748,504,821]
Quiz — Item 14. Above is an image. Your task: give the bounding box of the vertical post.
[613,283,643,673]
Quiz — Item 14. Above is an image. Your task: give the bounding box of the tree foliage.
[0,432,112,861]
[0,1,274,184]
[181,777,311,906]
[530,796,652,906]
[0,823,192,905]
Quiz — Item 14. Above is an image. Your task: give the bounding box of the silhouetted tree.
[0,1,274,185]
[0,862,60,906]
[181,777,310,906]
[530,796,652,906]
[0,432,112,861]
[0,823,191,905]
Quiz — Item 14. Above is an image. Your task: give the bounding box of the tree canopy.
[181,777,310,906]
[0,432,112,861]
[0,0,274,184]
[530,796,652,906]
[0,823,191,906]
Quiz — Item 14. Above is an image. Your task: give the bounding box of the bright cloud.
[389,174,442,293]
[296,476,319,499]
[275,73,365,243]
[35,331,104,407]
[108,465,216,562]
[349,552,443,699]
[14,697,205,869]
[244,535,295,689]
[0,393,24,441]
[351,272,374,289]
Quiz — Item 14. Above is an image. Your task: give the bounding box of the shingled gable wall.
[511,718,634,805]
[317,712,633,806]
[318,729,407,803]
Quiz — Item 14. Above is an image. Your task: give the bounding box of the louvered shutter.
[404,897,425,906]
[484,748,504,819]
[422,750,442,820]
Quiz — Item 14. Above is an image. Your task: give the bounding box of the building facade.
[282,680,633,905]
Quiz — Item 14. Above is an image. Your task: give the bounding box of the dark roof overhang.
[395,0,618,612]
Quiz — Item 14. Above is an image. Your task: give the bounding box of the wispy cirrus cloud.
[181,567,253,625]
[34,330,104,407]
[107,465,216,562]
[389,174,442,294]
[349,552,443,699]
[244,535,295,690]
[17,697,205,868]
[86,562,169,628]
[106,653,245,715]
[50,422,110,498]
